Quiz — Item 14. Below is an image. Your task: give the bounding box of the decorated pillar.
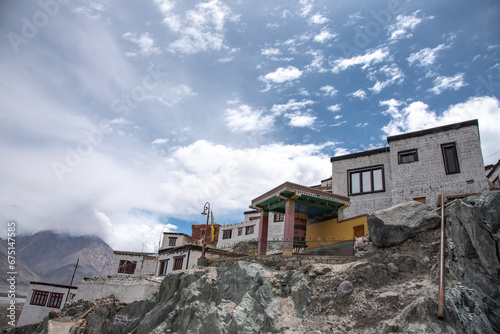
[257,210,269,255]
[283,199,295,256]
[294,213,308,249]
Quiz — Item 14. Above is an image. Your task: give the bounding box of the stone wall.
[389,124,488,207]
[210,254,355,270]
[75,276,162,303]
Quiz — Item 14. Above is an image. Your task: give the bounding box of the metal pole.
[200,202,210,259]
[438,190,445,319]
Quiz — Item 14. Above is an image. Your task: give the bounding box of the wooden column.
[283,199,295,256]
[257,210,269,255]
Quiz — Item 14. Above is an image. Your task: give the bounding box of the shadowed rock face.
[15,192,500,334]
[368,201,441,247]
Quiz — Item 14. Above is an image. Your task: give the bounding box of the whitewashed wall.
[112,252,158,276]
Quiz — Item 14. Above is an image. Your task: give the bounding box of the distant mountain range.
[0,231,114,296]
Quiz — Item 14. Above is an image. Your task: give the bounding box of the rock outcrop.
[367,201,440,247]
[13,191,500,334]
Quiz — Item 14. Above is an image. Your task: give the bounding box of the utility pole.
[66,258,79,304]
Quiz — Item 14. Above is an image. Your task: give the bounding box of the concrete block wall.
[331,149,392,218]
[389,125,488,207]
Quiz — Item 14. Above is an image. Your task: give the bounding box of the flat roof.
[387,119,478,142]
[250,181,349,219]
[113,250,157,256]
[162,232,191,237]
[330,147,389,162]
[30,281,78,290]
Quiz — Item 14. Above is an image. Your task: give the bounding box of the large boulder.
[368,201,440,247]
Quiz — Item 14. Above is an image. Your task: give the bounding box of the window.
[173,257,184,271]
[222,229,232,239]
[273,214,284,222]
[493,177,500,189]
[441,143,460,174]
[158,260,169,276]
[31,290,49,306]
[47,292,64,308]
[348,166,385,195]
[118,260,137,274]
[245,225,254,235]
[398,149,418,164]
[238,227,243,236]
[168,237,177,247]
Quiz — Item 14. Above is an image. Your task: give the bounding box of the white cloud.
[270,99,315,115]
[369,65,404,93]
[356,122,368,127]
[151,138,169,145]
[122,32,161,56]
[380,96,500,164]
[286,113,317,127]
[332,48,390,73]
[320,85,338,96]
[429,73,466,95]
[350,89,367,100]
[314,29,337,43]
[328,104,341,112]
[224,104,274,133]
[309,14,328,25]
[408,44,447,67]
[388,10,428,40]
[261,48,282,56]
[155,0,238,55]
[259,66,303,90]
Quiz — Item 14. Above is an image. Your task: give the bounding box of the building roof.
[158,244,241,257]
[29,281,78,290]
[162,232,191,238]
[487,159,500,178]
[113,250,157,256]
[387,119,478,143]
[330,147,389,162]
[250,181,349,219]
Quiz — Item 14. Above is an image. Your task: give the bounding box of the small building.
[486,159,500,190]
[330,119,489,218]
[18,281,77,326]
[250,181,352,256]
[217,210,260,249]
[157,245,228,275]
[160,232,192,250]
[112,251,158,276]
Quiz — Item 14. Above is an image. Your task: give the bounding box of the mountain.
[0,237,39,296]
[16,231,114,287]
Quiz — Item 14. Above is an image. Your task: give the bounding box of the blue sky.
[1,0,499,251]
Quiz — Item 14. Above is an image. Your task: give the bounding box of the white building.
[111,251,158,276]
[330,119,489,218]
[159,232,192,250]
[217,210,260,248]
[18,282,77,326]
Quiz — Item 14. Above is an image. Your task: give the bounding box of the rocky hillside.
[0,238,39,296]
[12,191,500,334]
[16,231,114,287]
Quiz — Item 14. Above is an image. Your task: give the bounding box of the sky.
[1,0,499,252]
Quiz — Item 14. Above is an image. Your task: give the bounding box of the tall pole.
[438,190,445,319]
[198,202,210,266]
[66,258,79,304]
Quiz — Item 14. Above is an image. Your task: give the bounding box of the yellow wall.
[306,215,367,249]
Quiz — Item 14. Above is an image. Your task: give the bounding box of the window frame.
[222,229,232,239]
[441,142,460,175]
[173,256,184,271]
[273,213,284,222]
[398,149,418,164]
[237,227,243,236]
[347,165,385,196]
[493,176,500,189]
[158,259,169,276]
[245,225,254,235]
[168,237,177,247]
[30,290,49,306]
[118,260,137,274]
[47,292,64,308]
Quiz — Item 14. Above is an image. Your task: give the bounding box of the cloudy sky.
[1,0,499,252]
